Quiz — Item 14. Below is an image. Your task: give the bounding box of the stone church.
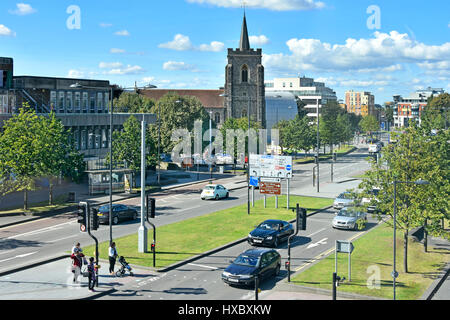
[223,14,266,128]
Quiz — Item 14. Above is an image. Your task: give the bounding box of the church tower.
[224,14,266,128]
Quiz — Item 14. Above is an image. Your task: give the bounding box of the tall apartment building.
[265,76,337,119]
[345,90,375,117]
[393,87,445,127]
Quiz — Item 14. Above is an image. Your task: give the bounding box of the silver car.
[332,207,368,230]
[333,192,356,210]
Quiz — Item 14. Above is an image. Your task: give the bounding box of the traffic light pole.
[287,204,307,282]
[80,201,99,287]
[146,196,157,268]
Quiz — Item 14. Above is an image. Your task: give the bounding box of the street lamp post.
[392,178,429,300]
[316,98,320,193]
[70,82,155,247]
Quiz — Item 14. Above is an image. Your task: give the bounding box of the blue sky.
[1,0,449,104]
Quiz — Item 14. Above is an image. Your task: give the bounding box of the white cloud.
[99,23,113,28]
[159,34,193,51]
[110,48,126,54]
[0,25,16,37]
[199,41,225,52]
[163,61,197,71]
[67,70,85,79]
[159,34,225,52]
[186,0,325,11]
[99,62,123,69]
[104,65,144,75]
[114,30,130,36]
[263,31,450,73]
[249,35,270,46]
[9,3,36,15]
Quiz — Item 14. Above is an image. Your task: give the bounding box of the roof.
[139,89,225,109]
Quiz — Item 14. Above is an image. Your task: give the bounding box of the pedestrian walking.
[109,242,118,275]
[72,242,82,254]
[87,257,96,291]
[70,251,85,283]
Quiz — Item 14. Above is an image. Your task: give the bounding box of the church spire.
[239,13,250,51]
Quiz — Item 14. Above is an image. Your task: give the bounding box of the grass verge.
[0,194,72,216]
[290,222,450,300]
[83,195,333,269]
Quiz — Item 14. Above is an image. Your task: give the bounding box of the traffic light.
[314,155,319,164]
[297,207,307,231]
[91,208,99,231]
[151,242,155,252]
[77,203,87,232]
[146,196,156,219]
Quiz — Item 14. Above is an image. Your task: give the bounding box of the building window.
[241,109,247,118]
[101,129,107,148]
[88,129,94,149]
[80,130,86,150]
[90,94,95,113]
[74,92,81,113]
[241,65,248,83]
[73,130,80,150]
[66,92,73,113]
[50,91,57,112]
[58,92,65,113]
[104,92,109,112]
[82,92,88,113]
[290,82,293,88]
[214,112,221,124]
[94,128,101,149]
[97,92,103,113]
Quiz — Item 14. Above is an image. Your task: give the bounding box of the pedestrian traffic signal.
[146,196,155,219]
[296,206,307,231]
[91,208,99,231]
[77,203,87,232]
[151,242,155,252]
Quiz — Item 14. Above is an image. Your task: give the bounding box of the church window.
[241,65,248,83]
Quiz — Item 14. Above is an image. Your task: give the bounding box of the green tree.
[108,115,157,187]
[148,93,212,155]
[36,112,84,205]
[359,115,379,135]
[422,93,450,130]
[358,123,449,272]
[0,108,43,210]
[336,113,353,146]
[113,92,156,113]
[384,102,395,131]
[319,100,345,155]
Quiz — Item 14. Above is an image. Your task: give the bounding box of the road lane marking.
[306,237,328,249]
[306,228,326,238]
[49,234,78,243]
[6,221,75,239]
[0,251,38,264]
[187,263,219,270]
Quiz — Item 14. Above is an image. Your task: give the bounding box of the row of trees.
[274,99,364,155]
[358,93,449,273]
[0,106,84,209]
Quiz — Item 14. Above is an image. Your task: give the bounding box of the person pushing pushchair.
[115,256,134,277]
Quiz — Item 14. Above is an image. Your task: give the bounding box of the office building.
[345,90,375,117]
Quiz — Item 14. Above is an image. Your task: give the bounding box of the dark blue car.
[222,248,281,287]
[247,219,294,247]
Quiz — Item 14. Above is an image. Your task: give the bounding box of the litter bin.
[68,192,76,203]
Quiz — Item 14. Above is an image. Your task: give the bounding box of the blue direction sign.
[249,177,259,187]
[286,164,292,171]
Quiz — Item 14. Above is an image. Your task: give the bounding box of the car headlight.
[222,272,231,277]
[248,233,252,238]
[266,236,273,240]
[239,275,253,279]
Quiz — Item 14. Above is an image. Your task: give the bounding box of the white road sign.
[249,154,293,179]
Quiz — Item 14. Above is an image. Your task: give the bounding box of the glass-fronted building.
[265,91,298,144]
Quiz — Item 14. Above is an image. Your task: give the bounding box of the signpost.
[249,154,293,179]
[336,240,354,282]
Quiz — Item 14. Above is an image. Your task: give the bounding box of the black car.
[222,248,281,287]
[97,204,138,225]
[247,219,294,247]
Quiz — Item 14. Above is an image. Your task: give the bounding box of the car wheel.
[274,264,281,276]
[113,216,119,225]
[226,192,229,198]
[215,194,219,200]
[132,211,137,220]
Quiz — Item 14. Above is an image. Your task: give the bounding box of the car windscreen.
[337,210,359,217]
[233,255,260,267]
[99,205,110,212]
[338,193,352,199]
[204,186,216,190]
[257,221,280,230]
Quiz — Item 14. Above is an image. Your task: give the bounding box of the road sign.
[260,177,281,183]
[260,182,281,195]
[249,154,293,179]
[249,177,259,187]
[80,224,86,232]
[336,240,354,253]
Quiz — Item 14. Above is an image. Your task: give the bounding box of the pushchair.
[115,256,134,277]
